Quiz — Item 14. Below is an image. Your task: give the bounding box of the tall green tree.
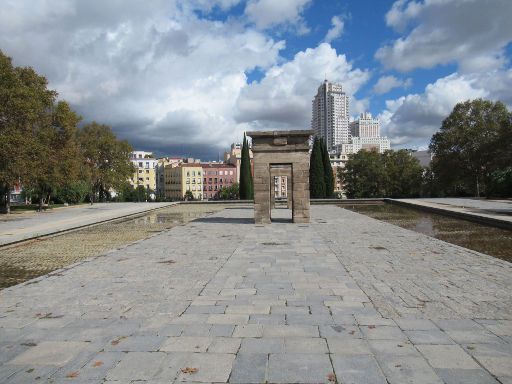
[28,101,83,210]
[78,122,134,203]
[382,150,423,198]
[309,137,325,198]
[239,133,253,200]
[340,149,385,198]
[0,50,57,213]
[320,138,334,198]
[340,149,424,198]
[430,99,512,197]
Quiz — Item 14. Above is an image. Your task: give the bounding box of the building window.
[138,162,143,167]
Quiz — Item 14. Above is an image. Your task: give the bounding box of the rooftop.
[200,163,236,169]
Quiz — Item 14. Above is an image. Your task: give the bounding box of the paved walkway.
[0,206,511,383]
[0,203,175,246]
[391,198,512,228]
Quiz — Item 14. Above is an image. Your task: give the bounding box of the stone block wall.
[247,130,313,224]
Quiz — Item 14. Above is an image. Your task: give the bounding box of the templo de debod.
[247,130,313,224]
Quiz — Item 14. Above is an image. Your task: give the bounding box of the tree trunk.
[6,188,10,214]
[1,185,11,214]
[39,195,44,212]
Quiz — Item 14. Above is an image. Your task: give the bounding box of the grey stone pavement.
[0,203,175,246]
[1,205,511,383]
[393,198,512,227]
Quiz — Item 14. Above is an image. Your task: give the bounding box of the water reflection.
[343,203,512,262]
[0,205,228,288]
[131,211,213,225]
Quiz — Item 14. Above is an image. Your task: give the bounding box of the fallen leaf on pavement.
[327,372,336,382]
[92,361,104,367]
[111,336,128,345]
[181,367,198,374]
[66,371,79,378]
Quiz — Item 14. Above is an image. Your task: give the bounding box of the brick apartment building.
[201,163,237,200]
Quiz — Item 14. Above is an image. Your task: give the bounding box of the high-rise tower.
[311,80,350,150]
[350,112,380,137]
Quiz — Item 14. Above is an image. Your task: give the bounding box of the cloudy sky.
[1,0,511,159]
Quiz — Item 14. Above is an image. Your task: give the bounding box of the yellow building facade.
[164,164,203,200]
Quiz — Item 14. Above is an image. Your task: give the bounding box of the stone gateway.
[247,130,313,224]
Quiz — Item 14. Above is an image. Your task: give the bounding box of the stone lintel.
[247,130,314,139]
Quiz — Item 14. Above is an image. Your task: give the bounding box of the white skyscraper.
[311,80,350,150]
[350,112,380,137]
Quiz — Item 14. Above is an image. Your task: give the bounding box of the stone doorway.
[247,130,313,224]
[270,164,292,222]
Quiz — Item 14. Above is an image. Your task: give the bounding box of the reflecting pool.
[342,203,512,262]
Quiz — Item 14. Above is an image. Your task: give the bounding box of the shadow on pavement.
[193,217,255,224]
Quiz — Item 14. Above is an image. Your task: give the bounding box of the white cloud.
[324,15,344,43]
[376,0,512,72]
[380,69,512,147]
[235,43,371,129]
[373,75,412,94]
[0,0,285,158]
[244,0,312,31]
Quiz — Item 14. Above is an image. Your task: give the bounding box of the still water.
[342,203,512,262]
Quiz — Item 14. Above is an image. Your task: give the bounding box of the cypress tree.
[321,138,334,197]
[239,133,253,200]
[309,137,325,198]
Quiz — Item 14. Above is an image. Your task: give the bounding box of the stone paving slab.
[0,205,511,383]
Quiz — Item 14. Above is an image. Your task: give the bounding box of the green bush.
[218,183,239,199]
[55,181,89,204]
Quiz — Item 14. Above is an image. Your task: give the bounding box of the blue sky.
[1,0,511,159]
